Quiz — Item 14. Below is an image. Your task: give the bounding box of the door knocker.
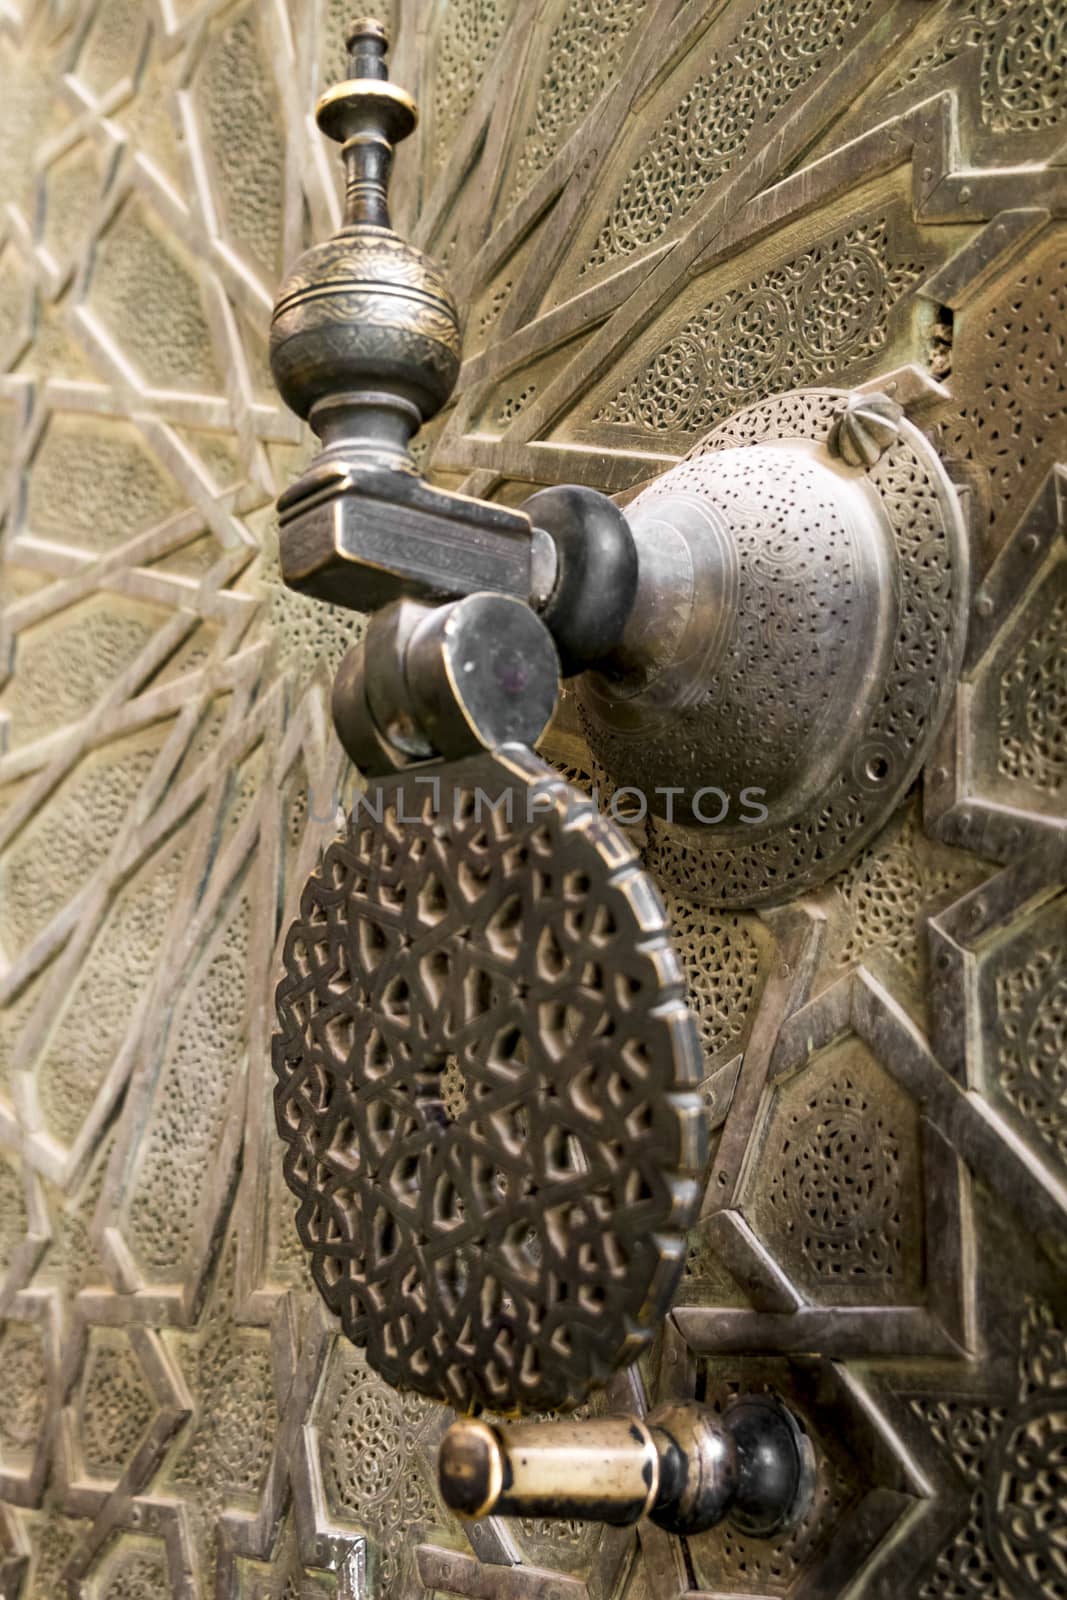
[268,14,968,1536]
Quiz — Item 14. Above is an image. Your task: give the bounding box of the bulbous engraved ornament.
[266,20,532,615]
[272,748,706,1413]
[270,18,461,439]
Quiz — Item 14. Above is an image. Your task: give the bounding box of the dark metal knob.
[331,593,561,774]
[522,485,639,676]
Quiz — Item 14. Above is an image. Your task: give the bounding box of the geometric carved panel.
[982,899,1067,1176]
[747,1037,924,1306]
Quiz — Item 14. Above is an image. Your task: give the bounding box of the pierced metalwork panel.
[0,1,1064,1597]
[273,749,704,1414]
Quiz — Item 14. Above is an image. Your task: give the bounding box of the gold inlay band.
[315,78,418,131]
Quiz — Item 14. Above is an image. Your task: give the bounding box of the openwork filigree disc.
[273,746,706,1412]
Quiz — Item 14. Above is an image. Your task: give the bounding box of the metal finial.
[314,16,416,228]
[270,17,457,443]
[345,14,389,68]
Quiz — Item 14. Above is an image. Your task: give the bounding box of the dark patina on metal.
[272,747,707,1414]
[269,18,532,610]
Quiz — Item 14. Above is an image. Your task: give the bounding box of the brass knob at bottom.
[438,1396,815,1538]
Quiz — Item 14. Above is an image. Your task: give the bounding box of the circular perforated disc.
[272,746,706,1413]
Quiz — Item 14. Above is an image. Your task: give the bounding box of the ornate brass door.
[0,2,1064,1597]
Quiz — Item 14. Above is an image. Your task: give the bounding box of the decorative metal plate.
[272,746,706,1413]
[621,388,970,908]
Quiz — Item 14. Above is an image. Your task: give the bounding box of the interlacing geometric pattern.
[0,0,1064,1596]
[593,220,922,431]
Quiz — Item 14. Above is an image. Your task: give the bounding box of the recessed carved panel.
[0,1154,27,1266]
[316,1343,459,1596]
[75,0,146,98]
[76,1333,155,1484]
[124,893,251,1281]
[583,0,876,274]
[0,732,170,954]
[999,590,1067,799]
[165,1246,276,1518]
[429,0,519,169]
[0,597,161,749]
[661,891,769,1070]
[89,1536,171,1599]
[87,199,221,393]
[897,0,1067,137]
[593,216,922,440]
[508,0,644,202]
[749,1038,923,1304]
[986,557,1067,817]
[935,234,1067,563]
[21,1505,92,1600]
[41,145,104,281]
[0,1326,46,1472]
[827,803,987,994]
[978,892,1067,1179]
[889,1185,1067,1600]
[193,7,286,283]
[26,416,181,552]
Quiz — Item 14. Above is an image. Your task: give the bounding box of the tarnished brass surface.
[438,1399,815,1536]
[0,2,1064,1598]
[440,1415,663,1525]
